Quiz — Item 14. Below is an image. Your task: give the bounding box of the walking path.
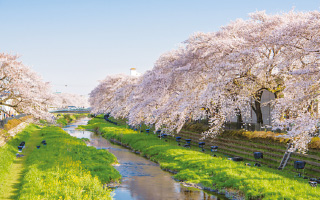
[0,128,41,200]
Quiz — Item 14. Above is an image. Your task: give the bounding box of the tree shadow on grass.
[7,158,27,200]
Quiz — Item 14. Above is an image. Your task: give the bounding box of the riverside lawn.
[81,116,320,200]
[6,125,120,200]
[0,124,34,194]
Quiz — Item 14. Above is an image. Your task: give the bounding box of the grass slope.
[0,124,37,197]
[18,126,121,200]
[55,114,88,126]
[10,125,121,200]
[84,117,320,200]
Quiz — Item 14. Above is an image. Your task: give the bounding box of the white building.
[229,89,275,126]
[130,68,141,76]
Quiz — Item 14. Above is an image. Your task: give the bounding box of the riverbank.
[0,124,35,198]
[0,122,121,200]
[0,116,33,147]
[55,113,89,126]
[83,117,320,200]
[108,137,240,199]
[73,117,225,199]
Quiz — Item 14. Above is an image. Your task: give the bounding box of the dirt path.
[0,129,41,200]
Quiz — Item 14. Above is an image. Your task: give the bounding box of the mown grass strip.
[0,124,37,195]
[84,117,320,200]
[18,126,121,200]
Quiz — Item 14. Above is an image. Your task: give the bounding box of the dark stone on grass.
[232,156,243,161]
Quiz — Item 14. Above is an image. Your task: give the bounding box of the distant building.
[0,100,17,120]
[130,68,141,76]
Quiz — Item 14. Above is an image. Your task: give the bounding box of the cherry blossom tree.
[0,53,54,120]
[89,74,140,117]
[89,10,320,152]
[268,11,320,152]
[53,93,89,108]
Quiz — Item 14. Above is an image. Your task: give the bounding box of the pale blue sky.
[0,0,319,95]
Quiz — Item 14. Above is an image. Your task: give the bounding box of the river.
[63,118,227,200]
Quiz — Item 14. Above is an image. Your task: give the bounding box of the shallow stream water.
[63,118,227,200]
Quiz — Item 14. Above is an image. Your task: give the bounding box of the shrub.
[182,120,209,133]
[309,137,320,149]
[56,114,88,126]
[221,130,290,145]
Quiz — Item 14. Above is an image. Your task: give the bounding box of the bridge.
[49,108,91,113]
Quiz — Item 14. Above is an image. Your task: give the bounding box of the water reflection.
[63,118,227,200]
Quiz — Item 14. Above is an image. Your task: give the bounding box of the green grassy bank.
[0,122,121,200]
[56,113,88,126]
[18,126,121,200]
[0,124,35,194]
[83,117,320,200]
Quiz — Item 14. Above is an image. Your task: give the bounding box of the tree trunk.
[252,90,263,125]
[236,108,243,129]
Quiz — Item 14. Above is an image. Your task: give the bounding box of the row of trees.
[54,93,89,109]
[89,11,320,152]
[0,53,89,121]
